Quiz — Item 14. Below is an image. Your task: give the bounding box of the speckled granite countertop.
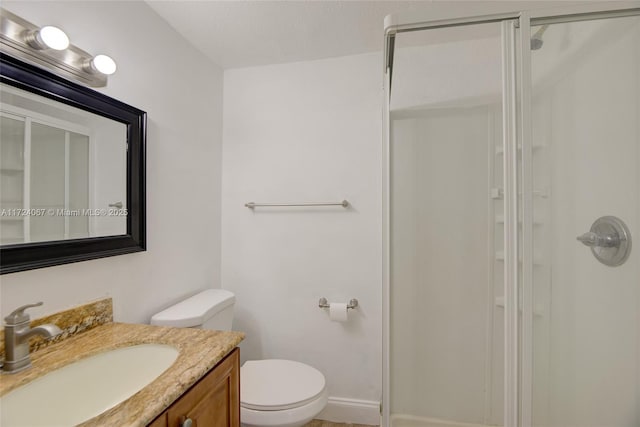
[0,322,244,427]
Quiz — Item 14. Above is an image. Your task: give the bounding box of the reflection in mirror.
[0,83,127,245]
[0,53,145,274]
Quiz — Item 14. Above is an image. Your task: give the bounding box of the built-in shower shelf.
[491,187,549,199]
[494,296,545,317]
[494,144,545,155]
[491,188,504,199]
[495,251,544,265]
[495,215,543,226]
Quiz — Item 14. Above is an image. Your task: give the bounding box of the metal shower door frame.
[382,2,640,427]
[382,12,521,427]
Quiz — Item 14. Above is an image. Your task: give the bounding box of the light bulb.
[36,26,69,50]
[90,54,117,75]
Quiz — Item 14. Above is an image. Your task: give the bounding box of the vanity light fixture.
[24,26,69,50]
[0,8,113,87]
[85,54,117,75]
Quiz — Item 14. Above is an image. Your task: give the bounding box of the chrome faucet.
[3,302,62,373]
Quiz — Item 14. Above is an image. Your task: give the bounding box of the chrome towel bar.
[245,200,349,209]
[318,297,359,309]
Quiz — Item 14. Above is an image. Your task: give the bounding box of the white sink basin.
[0,343,179,427]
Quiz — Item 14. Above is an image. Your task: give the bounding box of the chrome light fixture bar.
[0,8,114,87]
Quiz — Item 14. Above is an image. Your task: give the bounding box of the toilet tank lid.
[150,289,235,328]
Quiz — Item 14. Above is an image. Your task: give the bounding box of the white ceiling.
[146,1,585,69]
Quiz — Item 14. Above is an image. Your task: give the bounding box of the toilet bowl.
[150,289,328,427]
[241,359,328,427]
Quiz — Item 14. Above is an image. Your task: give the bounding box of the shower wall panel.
[391,107,498,424]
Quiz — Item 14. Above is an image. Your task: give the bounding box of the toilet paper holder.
[318,297,358,310]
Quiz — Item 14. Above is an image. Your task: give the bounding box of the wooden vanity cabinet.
[149,348,240,427]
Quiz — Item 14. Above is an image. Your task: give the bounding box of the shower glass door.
[388,21,508,427]
[528,11,640,427]
[385,5,640,427]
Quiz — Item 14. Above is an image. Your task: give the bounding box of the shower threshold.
[391,415,497,427]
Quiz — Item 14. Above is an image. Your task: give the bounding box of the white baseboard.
[317,397,381,425]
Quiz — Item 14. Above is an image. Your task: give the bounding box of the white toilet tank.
[150,289,235,331]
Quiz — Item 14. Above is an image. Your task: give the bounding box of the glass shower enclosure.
[383,4,640,427]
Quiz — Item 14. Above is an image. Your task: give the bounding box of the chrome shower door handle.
[576,216,632,266]
[576,231,619,248]
[576,231,599,246]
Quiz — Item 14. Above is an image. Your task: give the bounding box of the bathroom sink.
[0,343,179,427]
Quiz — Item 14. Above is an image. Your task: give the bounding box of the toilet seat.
[240,388,329,427]
[241,359,326,411]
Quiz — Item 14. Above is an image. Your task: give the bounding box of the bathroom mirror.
[0,53,146,273]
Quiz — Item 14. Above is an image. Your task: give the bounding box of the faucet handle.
[4,302,43,325]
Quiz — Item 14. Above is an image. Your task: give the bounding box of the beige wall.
[0,1,225,324]
[222,53,383,424]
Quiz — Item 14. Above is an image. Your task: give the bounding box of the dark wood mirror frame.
[0,53,146,274]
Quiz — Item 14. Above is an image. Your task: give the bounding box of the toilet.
[150,289,329,427]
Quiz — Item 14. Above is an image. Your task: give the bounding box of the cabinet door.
[166,348,240,427]
[148,413,167,427]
